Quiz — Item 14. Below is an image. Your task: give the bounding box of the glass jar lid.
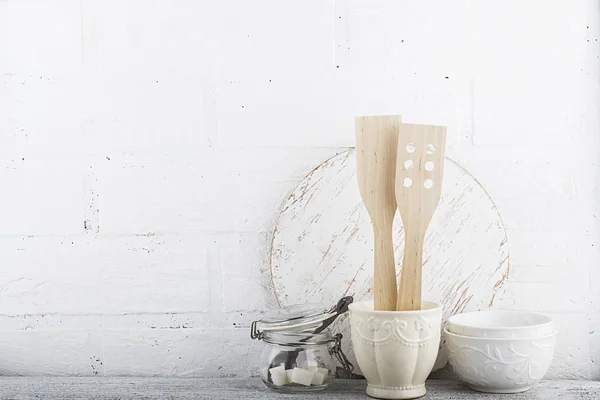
[256,302,334,333]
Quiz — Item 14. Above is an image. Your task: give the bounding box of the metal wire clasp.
[250,320,263,340]
[329,333,354,373]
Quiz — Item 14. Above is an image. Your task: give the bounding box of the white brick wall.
[0,0,598,379]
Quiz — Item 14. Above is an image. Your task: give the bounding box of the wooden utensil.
[355,115,400,311]
[395,123,447,311]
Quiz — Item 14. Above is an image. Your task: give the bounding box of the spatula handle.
[397,229,424,311]
[374,226,397,311]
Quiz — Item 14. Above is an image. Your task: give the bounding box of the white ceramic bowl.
[445,328,556,394]
[447,311,553,338]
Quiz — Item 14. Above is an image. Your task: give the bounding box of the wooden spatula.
[355,115,400,311]
[395,123,447,311]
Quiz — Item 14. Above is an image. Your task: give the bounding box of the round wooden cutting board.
[270,149,509,372]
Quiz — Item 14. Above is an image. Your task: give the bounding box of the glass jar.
[251,301,353,393]
[258,330,337,392]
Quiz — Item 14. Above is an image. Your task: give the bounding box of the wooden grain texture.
[0,378,595,399]
[270,149,509,372]
[396,123,447,311]
[355,115,401,311]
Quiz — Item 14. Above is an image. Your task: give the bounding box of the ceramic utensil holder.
[349,300,442,399]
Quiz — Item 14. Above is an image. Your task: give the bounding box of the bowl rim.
[348,300,442,315]
[447,310,553,332]
[444,327,557,341]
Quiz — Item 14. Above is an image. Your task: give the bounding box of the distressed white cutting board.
[269,149,509,372]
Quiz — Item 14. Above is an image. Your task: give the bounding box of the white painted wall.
[0,0,598,379]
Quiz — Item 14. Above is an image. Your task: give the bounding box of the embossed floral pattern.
[351,315,440,347]
[367,317,380,332]
[397,320,408,330]
[414,317,428,331]
[447,336,555,390]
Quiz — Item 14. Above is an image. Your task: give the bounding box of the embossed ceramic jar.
[349,300,443,400]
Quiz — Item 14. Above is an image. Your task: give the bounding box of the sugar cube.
[269,365,288,386]
[311,370,328,386]
[291,367,315,386]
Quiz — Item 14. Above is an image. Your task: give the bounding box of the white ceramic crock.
[349,300,442,399]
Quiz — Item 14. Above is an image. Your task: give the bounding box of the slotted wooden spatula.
[355,115,400,311]
[395,123,447,311]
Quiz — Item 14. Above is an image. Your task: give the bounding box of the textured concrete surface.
[0,378,597,400]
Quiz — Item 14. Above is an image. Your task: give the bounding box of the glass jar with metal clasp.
[250,297,354,393]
